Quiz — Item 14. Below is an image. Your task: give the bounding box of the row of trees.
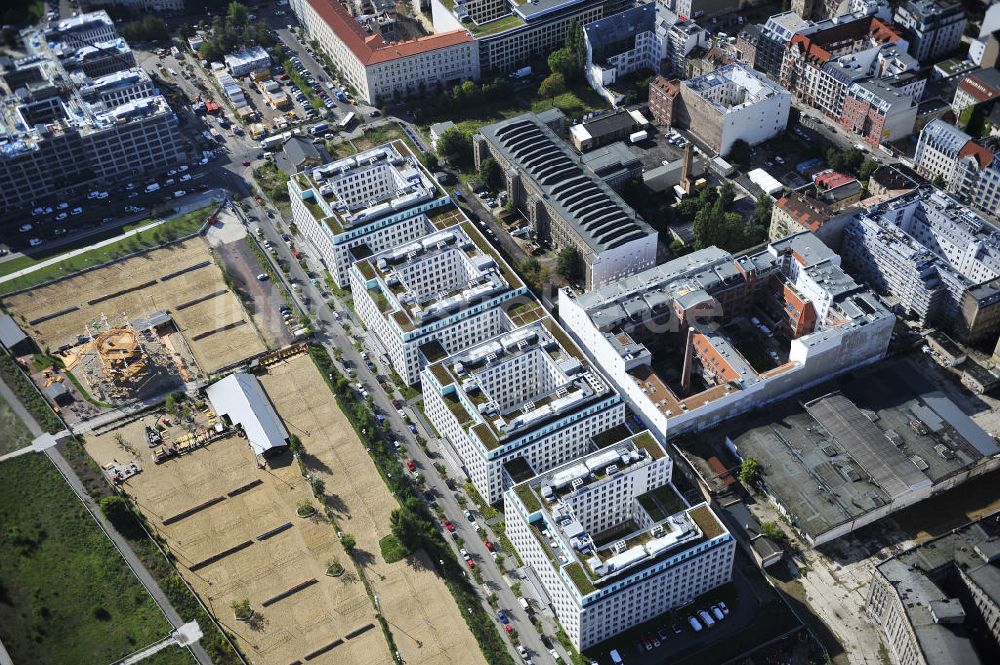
[538,21,585,99]
[194,2,277,63]
[681,183,771,253]
[119,17,170,43]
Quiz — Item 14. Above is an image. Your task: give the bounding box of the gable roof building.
[206,373,289,457]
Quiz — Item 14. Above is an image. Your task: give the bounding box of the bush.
[379,534,408,563]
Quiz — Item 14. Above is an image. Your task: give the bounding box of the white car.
[71,207,83,215]
[56,212,68,221]
[57,202,68,209]
[168,169,177,176]
[173,190,186,198]
[53,228,66,236]
[164,178,175,186]
[180,174,191,182]
[29,238,42,247]
[19,224,32,232]
[32,207,44,216]
[125,182,135,190]
[178,165,189,172]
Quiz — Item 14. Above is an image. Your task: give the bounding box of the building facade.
[506,435,735,649]
[839,79,918,147]
[475,113,657,288]
[841,186,1000,342]
[1,11,185,211]
[291,0,479,104]
[422,316,625,503]
[673,63,791,156]
[893,0,966,63]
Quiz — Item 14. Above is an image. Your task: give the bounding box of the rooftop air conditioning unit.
[613,539,627,554]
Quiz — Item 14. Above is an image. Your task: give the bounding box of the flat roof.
[0,314,28,349]
[206,373,289,456]
[479,113,654,254]
[723,358,999,540]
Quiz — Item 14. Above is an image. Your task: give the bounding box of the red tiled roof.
[777,192,832,232]
[306,0,472,66]
[959,141,995,169]
[815,170,857,190]
[789,17,902,67]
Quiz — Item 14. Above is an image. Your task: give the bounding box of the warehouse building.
[474,113,657,288]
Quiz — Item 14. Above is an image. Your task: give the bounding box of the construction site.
[2,237,267,419]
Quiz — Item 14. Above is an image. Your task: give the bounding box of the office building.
[0,12,185,211]
[559,232,894,439]
[583,4,660,105]
[867,513,1000,664]
[893,0,966,63]
[474,113,657,288]
[724,359,1000,546]
[430,0,629,76]
[350,220,527,385]
[288,141,448,287]
[291,0,479,104]
[506,432,735,649]
[912,120,1000,212]
[841,186,1000,342]
[672,63,791,156]
[422,315,624,503]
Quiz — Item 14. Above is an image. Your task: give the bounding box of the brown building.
[648,75,679,127]
[769,191,854,250]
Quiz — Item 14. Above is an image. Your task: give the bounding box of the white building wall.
[717,86,791,156]
[590,235,658,288]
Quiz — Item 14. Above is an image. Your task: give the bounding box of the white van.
[698,609,715,627]
[688,615,703,632]
[609,649,624,664]
[145,182,161,193]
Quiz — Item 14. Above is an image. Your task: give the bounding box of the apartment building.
[841,186,1000,342]
[350,221,528,384]
[422,316,625,503]
[840,79,918,147]
[660,0,737,21]
[474,113,657,289]
[648,75,680,127]
[430,0,629,76]
[0,12,185,211]
[506,434,735,649]
[893,0,966,63]
[781,16,915,122]
[559,232,894,439]
[672,63,791,157]
[867,514,1000,664]
[287,141,447,287]
[583,4,662,104]
[912,119,1000,210]
[291,0,479,104]
[951,68,1000,116]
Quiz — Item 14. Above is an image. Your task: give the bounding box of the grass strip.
[0,351,63,433]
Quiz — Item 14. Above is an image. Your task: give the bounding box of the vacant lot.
[87,419,390,665]
[3,238,264,374]
[259,355,486,665]
[0,392,33,455]
[0,454,189,665]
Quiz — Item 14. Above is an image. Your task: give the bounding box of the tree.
[738,456,761,487]
[479,157,503,192]
[556,247,582,281]
[425,153,439,171]
[548,48,576,80]
[390,505,429,552]
[726,139,751,166]
[538,72,567,99]
[932,173,947,188]
[858,159,878,183]
[754,193,773,226]
[288,434,303,457]
[309,476,326,498]
[759,520,788,542]
[227,1,249,27]
[231,598,252,620]
[437,128,473,171]
[164,394,176,416]
[99,495,140,538]
[341,533,357,553]
[669,238,690,256]
[565,20,586,75]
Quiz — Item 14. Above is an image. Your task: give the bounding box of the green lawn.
[0,392,33,456]
[0,454,191,665]
[0,206,215,296]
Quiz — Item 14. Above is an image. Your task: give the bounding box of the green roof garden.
[564,562,596,596]
[631,431,664,460]
[470,13,525,37]
[514,484,541,513]
[690,505,724,540]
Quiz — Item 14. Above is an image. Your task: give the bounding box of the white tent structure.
[206,373,289,456]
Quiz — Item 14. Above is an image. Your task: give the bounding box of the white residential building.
[350,221,527,385]
[506,433,735,650]
[841,186,1000,341]
[288,142,447,287]
[290,0,479,104]
[559,233,894,440]
[675,63,791,156]
[422,315,625,503]
[893,0,966,63]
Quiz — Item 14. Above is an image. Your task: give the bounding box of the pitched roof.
[206,373,289,456]
[959,141,995,169]
[306,0,472,66]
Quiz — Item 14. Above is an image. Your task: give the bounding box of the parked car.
[19,224,32,232]
[71,207,83,215]
[406,459,416,472]
[442,519,455,532]
[463,509,474,522]
[29,238,42,247]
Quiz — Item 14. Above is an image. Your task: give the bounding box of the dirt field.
[87,417,390,665]
[258,355,486,665]
[3,238,264,374]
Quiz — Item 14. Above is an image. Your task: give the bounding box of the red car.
[483,539,494,552]
[391,398,403,409]
[504,624,514,635]
[242,160,251,166]
[466,559,475,569]
[443,519,455,532]
[406,459,416,472]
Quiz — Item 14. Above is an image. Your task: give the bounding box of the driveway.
[215,235,294,348]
